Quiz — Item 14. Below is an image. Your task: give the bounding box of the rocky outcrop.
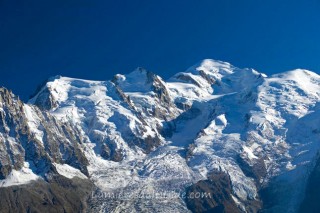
[113,68,178,120]
[0,88,88,179]
[186,171,241,213]
[186,171,261,213]
[0,174,94,213]
[31,86,58,111]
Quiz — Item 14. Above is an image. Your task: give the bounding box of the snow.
[23,59,320,212]
[23,105,44,142]
[0,162,39,187]
[193,59,234,81]
[285,162,296,171]
[167,81,211,100]
[215,114,227,126]
[53,163,87,179]
[29,76,160,162]
[115,67,153,93]
[243,146,258,160]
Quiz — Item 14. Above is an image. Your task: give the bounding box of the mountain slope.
[1,59,320,212]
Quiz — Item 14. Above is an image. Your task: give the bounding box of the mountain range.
[1,59,320,213]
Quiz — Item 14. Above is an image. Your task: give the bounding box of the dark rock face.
[175,73,203,88]
[31,86,58,111]
[0,88,88,179]
[198,70,216,85]
[0,174,94,213]
[113,69,177,121]
[0,88,34,178]
[186,171,261,213]
[236,155,268,188]
[150,75,177,120]
[185,171,241,213]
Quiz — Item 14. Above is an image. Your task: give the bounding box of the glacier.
[0,59,320,212]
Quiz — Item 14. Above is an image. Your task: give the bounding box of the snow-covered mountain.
[1,59,320,212]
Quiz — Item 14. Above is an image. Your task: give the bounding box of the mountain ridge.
[1,59,320,212]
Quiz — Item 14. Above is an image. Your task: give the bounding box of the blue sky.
[1,0,320,100]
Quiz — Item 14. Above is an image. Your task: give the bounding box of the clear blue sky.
[1,0,320,100]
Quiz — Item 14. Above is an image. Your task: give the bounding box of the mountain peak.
[189,59,234,71]
[168,59,238,95]
[272,68,319,79]
[112,67,160,93]
[129,66,156,81]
